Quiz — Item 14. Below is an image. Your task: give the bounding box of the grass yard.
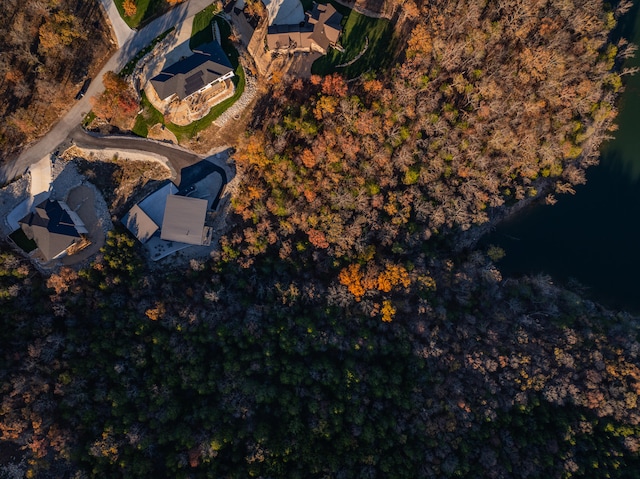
[132,92,165,137]
[190,4,219,49]
[133,17,245,141]
[311,3,395,78]
[9,229,37,253]
[114,0,166,28]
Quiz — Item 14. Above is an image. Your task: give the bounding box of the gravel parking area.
[61,184,113,267]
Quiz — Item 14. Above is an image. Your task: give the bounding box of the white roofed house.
[122,159,225,260]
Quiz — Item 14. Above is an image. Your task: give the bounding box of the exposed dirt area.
[147,123,179,143]
[69,150,171,219]
[181,92,260,155]
[272,51,323,79]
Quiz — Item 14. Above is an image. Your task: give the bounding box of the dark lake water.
[483,3,640,313]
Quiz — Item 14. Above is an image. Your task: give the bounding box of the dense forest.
[233,0,634,262]
[2,233,640,477]
[0,0,113,165]
[2,0,640,478]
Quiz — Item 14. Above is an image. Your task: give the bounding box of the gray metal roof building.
[160,195,208,245]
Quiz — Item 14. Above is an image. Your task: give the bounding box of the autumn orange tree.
[122,0,137,17]
[90,71,139,127]
[231,0,629,267]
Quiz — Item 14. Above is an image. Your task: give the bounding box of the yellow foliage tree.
[377,263,411,293]
[123,0,137,17]
[237,135,269,167]
[314,96,338,120]
[145,302,166,321]
[338,264,365,301]
[381,300,396,322]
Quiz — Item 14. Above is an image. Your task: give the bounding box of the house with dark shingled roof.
[265,2,343,54]
[18,199,89,262]
[150,41,235,102]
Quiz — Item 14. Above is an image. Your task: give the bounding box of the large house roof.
[265,2,342,53]
[122,182,178,242]
[150,41,233,101]
[160,195,208,245]
[19,200,83,262]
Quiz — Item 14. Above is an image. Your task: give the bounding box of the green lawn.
[133,17,245,141]
[190,4,219,49]
[132,92,165,137]
[311,3,395,77]
[114,0,166,28]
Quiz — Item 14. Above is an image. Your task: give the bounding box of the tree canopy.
[1,0,639,478]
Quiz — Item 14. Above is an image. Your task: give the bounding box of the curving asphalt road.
[69,126,201,174]
[0,0,219,185]
[69,126,229,196]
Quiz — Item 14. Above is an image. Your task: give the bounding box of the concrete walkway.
[0,0,219,186]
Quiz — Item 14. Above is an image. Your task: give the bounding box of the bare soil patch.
[61,185,106,266]
[71,152,171,219]
[181,92,259,155]
[148,123,179,143]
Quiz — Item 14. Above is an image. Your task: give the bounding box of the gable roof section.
[309,3,342,42]
[124,204,159,244]
[137,182,179,226]
[150,41,234,101]
[160,195,208,245]
[19,200,82,261]
[123,182,178,242]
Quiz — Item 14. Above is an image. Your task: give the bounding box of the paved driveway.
[0,0,219,185]
[68,126,230,189]
[98,0,134,47]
